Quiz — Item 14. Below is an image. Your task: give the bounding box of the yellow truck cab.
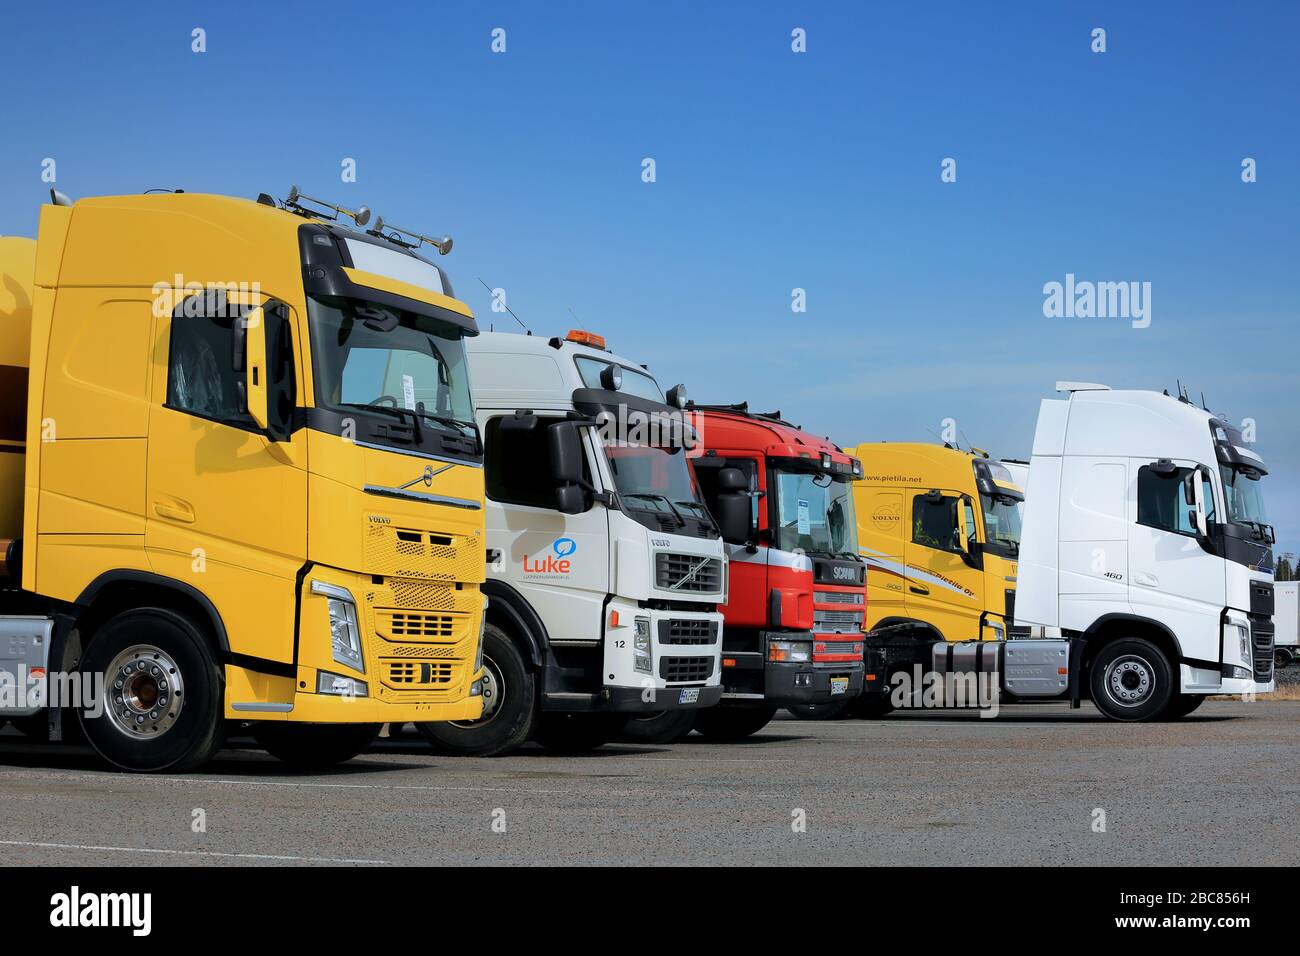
[845,442,1023,712]
[0,188,486,770]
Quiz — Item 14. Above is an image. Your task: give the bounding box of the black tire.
[253,722,381,768]
[692,706,778,740]
[786,700,852,720]
[78,608,225,772]
[416,624,537,756]
[617,709,697,744]
[1088,638,1175,722]
[1274,648,1294,668]
[1161,693,1207,719]
[848,693,896,719]
[533,713,624,752]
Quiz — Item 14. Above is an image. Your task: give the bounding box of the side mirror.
[718,467,747,493]
[953,502,971,553]
[242,306,270,431]
[1190,471,1209,537]
[556,483,589,515]
[1183,471,1197,506]
[548,421,585,485]
[716,493,750,545]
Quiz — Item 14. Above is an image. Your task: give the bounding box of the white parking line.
[0,839,385,865]
[0,769,575,796]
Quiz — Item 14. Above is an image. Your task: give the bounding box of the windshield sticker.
[797,499,811,535]
[401,373,416,410]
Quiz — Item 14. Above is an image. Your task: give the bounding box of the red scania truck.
[623,403,866,742]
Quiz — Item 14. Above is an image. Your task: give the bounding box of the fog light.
[318,671,368,697]
[794,673,812,687]
[1229,665,1252,680]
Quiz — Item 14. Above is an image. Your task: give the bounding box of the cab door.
[145,292,308,668]
[902,490,985,642]
[481,413,609,642]
[1127,458,1226,660]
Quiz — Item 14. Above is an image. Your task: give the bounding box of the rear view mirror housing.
[548,421,585,485]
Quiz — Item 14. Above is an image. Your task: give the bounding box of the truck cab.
[0,190,487,770]
[1016,383,1276,718]
[416,330,729,755]
[679,403,865,738]
[842,442,1024,713]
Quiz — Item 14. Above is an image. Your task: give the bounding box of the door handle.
[1134,572,1158,588]
[154,499,195,523]
[909,584,930,595]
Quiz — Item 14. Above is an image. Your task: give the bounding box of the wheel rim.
[450,654,502,727]
[104,644,184,739]
[1103,654,1154,708]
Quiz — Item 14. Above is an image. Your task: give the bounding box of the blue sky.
[2,0,1297,551]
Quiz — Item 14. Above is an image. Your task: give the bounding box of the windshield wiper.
[413,407,477,437]
[624,493,687,526]
[673,499,719,531]
[337,401,423,442]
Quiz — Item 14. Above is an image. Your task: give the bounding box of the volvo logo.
[400,463,453,490]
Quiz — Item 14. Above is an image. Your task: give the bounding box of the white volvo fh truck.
[1015,383,1276,720]
[416,330,731,753]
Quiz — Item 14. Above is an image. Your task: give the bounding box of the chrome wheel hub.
[1105,655,1153,707]
[105,645,184,738]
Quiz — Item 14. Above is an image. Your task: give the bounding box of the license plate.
[829,677,849,696]
[678,687,701,704]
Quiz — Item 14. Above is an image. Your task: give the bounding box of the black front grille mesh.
[659,656,714,682]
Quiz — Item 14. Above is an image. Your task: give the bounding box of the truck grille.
[365,520,484,583]
[813,609,864,633]
[815,591,864,604]
[1252,621,1274,682]
[655,553,723,593]
[659,619,719,645]
[659,656,714,682]
[382,610,457,640]
[815,641,862,656]
[385,660,454,686]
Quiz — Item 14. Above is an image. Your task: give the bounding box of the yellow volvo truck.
[0,188,486,770]
[846,442,1023,715]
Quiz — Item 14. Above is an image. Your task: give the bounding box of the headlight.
[634,617,653,674]
[768,639,812,663]
[312,581,364,672]
[318,671,368,697]
[1226,621,1251,666]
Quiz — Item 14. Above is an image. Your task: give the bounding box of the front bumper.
[606,684,724,712]
[263,678,487,723]
[761,659,864,706]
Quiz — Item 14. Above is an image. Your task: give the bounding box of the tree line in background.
[1277,553,1296,581]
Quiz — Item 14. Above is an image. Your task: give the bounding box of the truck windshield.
[773,471,857,556]
[980,492,1023,558]
[1220,465,1269,527]
[605,442,711,522]
[307,294,475,438]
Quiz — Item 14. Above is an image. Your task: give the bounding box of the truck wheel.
[692,706,777,740]
[416,624,537,756]
[848,693,895,719]
[534,713,624,752]
[1161,694,1207,719]
[785,700,851,720]
[78,608,225,772]
[1274,647,1293,668]
[1088,638,1174,722]
[253,722,381,768]
[618,709,697,744]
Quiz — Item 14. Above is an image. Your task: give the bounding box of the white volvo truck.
[416,330,731,753]
[1013,383,1276,719]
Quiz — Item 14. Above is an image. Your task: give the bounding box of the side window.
[167,293,295,432]
[485,416,587,509]
[1137,464,1197,535]
[911,493,959,553]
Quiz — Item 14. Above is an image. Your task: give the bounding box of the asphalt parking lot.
[0,699,1295,867]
